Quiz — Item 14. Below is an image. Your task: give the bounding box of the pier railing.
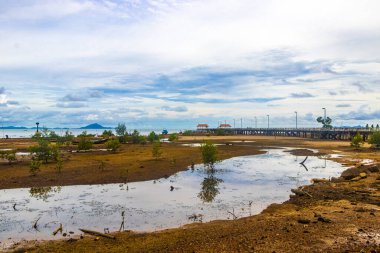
[195,127,374,140]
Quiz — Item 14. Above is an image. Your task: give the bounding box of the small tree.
[350,133,363,149]
[131,130,141,144]
[30,159,42,176]
[55,153,63,173]
[152,141,162,160]
[368,131,380,148]
[200,141,218,167]
[78,136,93,150]
[148,131,159,143]
[29,138,52,163]
[63,130,74,146]
[102,130,114,137]
[115,123,127,143]
[168,133,178,142]
[366,124,369,129]
[106,139,121,152]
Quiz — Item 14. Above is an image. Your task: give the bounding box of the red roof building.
[197,124,209,129]
[219,124,232,128]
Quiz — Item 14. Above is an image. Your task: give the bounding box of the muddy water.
[0,148,345,248]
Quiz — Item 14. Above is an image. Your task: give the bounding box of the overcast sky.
[0,0,379,129]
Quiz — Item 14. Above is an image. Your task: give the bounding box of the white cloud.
[0,0,379,127]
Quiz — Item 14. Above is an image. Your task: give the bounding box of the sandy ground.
[1,136,380,252]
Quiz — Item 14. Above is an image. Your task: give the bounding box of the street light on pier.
[267,115,269,129]
[295,111,298,129]
[255,116,257,128]
[322,108,326,121]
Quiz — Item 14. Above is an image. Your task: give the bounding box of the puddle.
[71,149,109,153]
[181,143,224,147]
[230,141,256,143]
[0,148,346,249]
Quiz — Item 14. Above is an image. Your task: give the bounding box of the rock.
[368,166,379,173]
[359,172,367,178]
[317,216,332,223]
[63,233,67,237]
[297,218,311,224]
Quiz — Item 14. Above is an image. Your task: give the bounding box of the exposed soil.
[0,139,263,189]
[2,136,380,252]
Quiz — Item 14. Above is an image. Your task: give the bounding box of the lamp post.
[267,115,269,129]
[255,116,257,128]
[241,118,243,128]
[36,122,40,133]
[233,119,235,128]
[322,108,326,122]
[295,111,298,129]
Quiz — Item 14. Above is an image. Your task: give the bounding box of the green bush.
[106,139,121,152]
[152,141,162,160]
[350,133,363,149]
[0,150,17,164]
[102,130,114,137]
[200,141,218,167]
[29,138,52,163]
[131,130,141,144]
[78,136,93,150]
[148,131,159,143]
[368,131,380,148]
[216,129,225,136]
[30,159,42,176]
[168,133,179,142]
[182,130,193,136]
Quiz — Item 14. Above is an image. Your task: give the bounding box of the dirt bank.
[0,139,265,190]
[3,136,380,252]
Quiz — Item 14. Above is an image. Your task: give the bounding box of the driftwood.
[291,188,312,198]
[227,208,237,220]
[33,217,41,230]
[300,156,308,165]
[312,178,329,183]
[79,228,116,239]
[119,211,125,232]
[53,224,63,236]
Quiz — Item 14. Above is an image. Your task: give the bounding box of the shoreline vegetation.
[1,135,379,252]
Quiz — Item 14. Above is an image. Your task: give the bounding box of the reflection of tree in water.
[29,186,61,201]
[198,167,223,203]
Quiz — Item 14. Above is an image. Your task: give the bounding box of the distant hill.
[1,126,28,129]
[79,123,111,129]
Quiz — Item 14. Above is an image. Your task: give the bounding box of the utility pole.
[267,115,269,129]
[295,111,298,129]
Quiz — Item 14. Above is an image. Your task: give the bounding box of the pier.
[196,127,373,141]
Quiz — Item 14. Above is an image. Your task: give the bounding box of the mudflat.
[1,136,380,252]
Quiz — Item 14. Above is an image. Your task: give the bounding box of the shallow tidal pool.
[0,148,345,248]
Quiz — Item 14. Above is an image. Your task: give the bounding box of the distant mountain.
[79,123,111,129]
[1,126,28,129]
